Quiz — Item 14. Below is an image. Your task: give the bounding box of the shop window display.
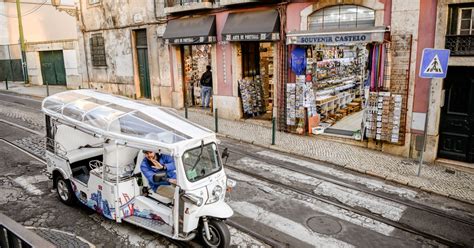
[239,42,274,120]
[287,44,367,132]
[286,41,402,144]
[183,44,212,107]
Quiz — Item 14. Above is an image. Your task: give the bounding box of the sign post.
[417,48,450,176]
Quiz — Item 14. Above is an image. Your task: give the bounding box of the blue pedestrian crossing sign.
[419,48,450,78]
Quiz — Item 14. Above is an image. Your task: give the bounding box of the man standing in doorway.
[200,65,213,108]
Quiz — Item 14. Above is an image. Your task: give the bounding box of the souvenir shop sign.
[165,36,217,45]
[163,15,217,45]
[221,10,280,42]
[287,32,384,45]
[419,48,450,78]
[224,33,280,42]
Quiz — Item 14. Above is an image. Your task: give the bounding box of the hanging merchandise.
[286,83,296,125]
[364,92,402,143]
[369,44,387,91]
[291,47,307,75]
[239,78,265,116]
[295,82,305,118]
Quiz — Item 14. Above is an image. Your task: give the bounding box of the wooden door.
[39,50,66,85]
[438,66,474,163]
[135,30,151,99]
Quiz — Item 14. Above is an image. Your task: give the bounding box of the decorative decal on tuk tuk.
[71,181,115,220]
[134,208,165,224]
[91,191,114,220]
[119,193,135,218]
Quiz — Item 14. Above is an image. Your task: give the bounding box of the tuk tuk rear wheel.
[56,176,75,206]
[200,219,230,248]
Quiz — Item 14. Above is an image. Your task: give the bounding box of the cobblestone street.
[182,109,474,204]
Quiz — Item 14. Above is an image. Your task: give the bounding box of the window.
[458,8,474,35]
[90,34,107,67]
[308,5,375,31]
[182,143,221,182]
[88,0,100,5]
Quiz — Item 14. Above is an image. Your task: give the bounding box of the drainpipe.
[15,0,29,84]
[78,0,91,88]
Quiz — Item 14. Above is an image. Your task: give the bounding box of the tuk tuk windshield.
[182,143,221,182]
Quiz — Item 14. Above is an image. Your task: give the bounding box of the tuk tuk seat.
[103,145,139,180]
[67,147,103,164]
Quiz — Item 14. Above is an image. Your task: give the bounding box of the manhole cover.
[307,216,342,235]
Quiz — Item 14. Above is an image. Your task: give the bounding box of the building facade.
[75,0,474,169]
[0,0,81,87]
[427,0,474,168]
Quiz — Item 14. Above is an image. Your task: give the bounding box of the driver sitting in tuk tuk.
[141,151,177,197]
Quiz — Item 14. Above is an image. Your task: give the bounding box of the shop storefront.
[163,16,217,109]
[221,9,280,120]
[286,26,405,143]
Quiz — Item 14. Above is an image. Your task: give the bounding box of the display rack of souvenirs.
[302,44,367,126]
[286,83,296,125]
[364,92,402,143]
[286,77,318,127]
[239,77,265,116]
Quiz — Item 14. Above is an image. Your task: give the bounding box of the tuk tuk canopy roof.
[42,90,215,151]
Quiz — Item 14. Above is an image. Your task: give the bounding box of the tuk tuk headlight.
[206,185,223,204]
[182,193,203,206]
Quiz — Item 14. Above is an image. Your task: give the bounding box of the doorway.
[135,29,151,99]
[39,50,66,85]
[239,42,274,120]
[181,44,212,107]
[438,66,474,163]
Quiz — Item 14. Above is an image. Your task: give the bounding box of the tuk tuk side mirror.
[221,148,229,165]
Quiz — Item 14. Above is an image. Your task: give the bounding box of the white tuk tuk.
[41,90,234,247]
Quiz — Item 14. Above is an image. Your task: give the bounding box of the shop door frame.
[180,44,213,107]
[181,44,194,106]
[135,29,151,99]
[438,66,474,163]
[39,50,67,86]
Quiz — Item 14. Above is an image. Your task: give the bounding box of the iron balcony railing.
[445,35,474,56]
[164,0,218,8]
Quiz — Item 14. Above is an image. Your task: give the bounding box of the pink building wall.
[412,0,437,132]
[215,12,233,97]
[286,3,312,32]
[383,0,392,26]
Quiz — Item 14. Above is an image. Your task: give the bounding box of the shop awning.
[163,16,217,45]
[222,10,280,42]
[286,26,389,45]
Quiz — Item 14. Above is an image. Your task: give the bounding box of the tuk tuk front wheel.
[200,219,230,248]
[56,176,75,206]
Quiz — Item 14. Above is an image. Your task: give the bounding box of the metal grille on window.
[445,6,474,56]
[308,5,375,31]
[90,34,107,67]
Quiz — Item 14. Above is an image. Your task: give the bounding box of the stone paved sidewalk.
[1,83,473,204]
